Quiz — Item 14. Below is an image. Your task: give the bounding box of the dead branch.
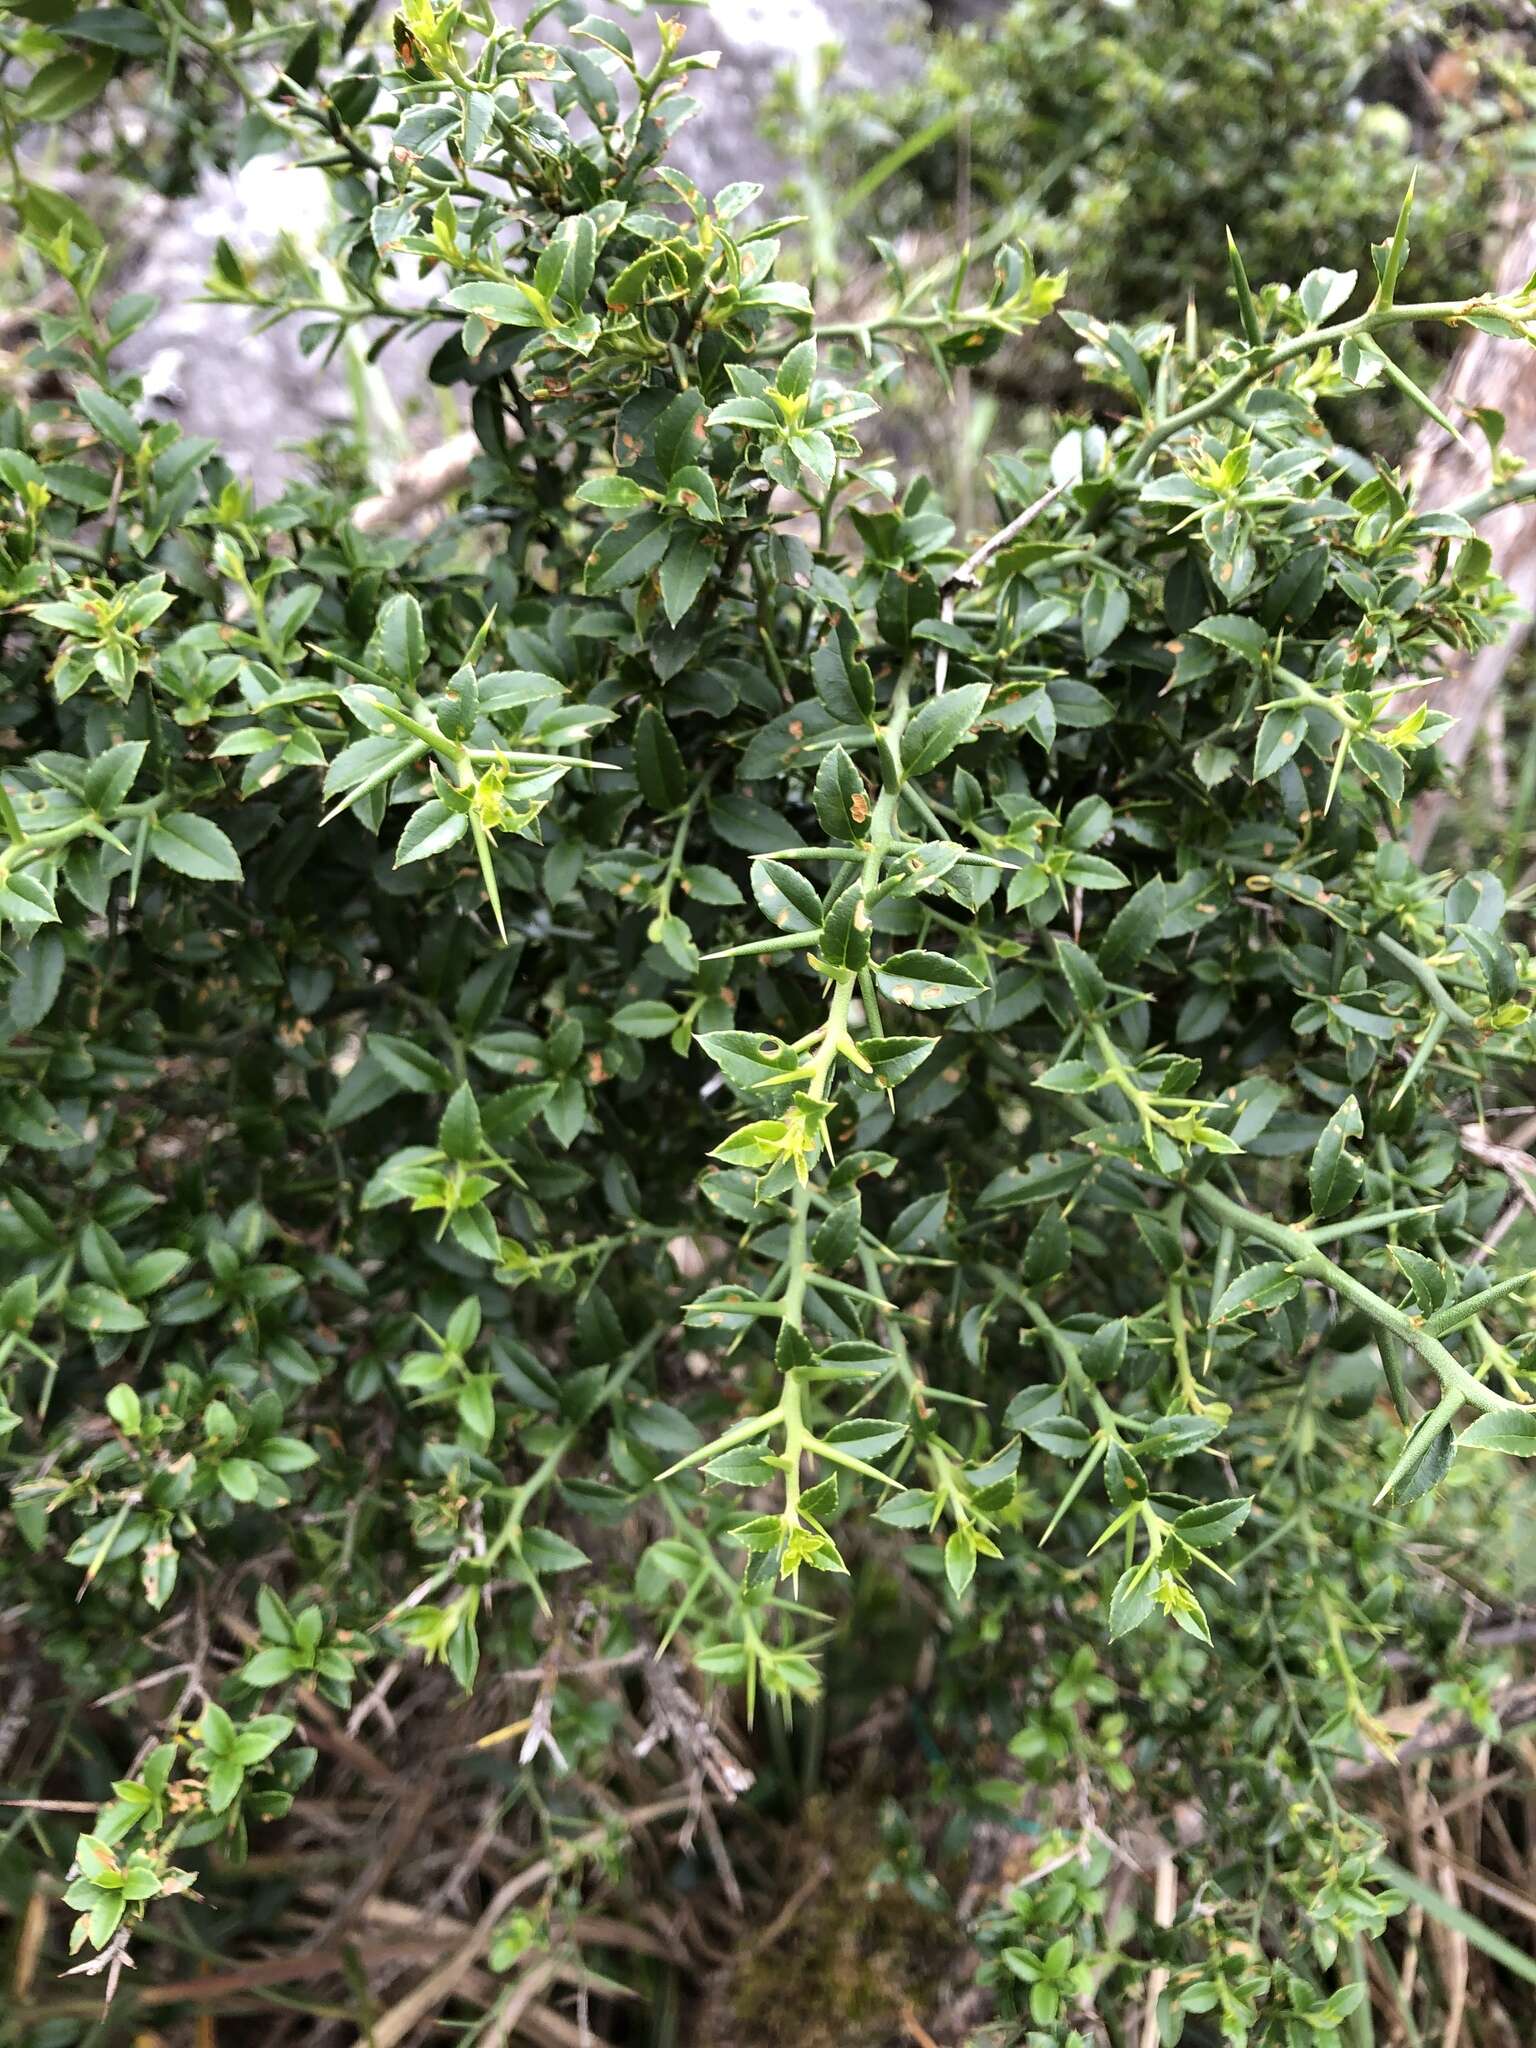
[1407,191,1536,857]
[1336,1675,1536,1781]
[352,429,482,534]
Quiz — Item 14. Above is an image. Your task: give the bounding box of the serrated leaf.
[1458,1410,1536,1456]
[77,384,141,455]
[438,1083,483,1162]
[1108,1564,1155,1638]
[1253,707,1305,780]
[1081,577,1129,661]
[875,1488,936,1528]
[395,800,469,866]
[660,526,713,625]
[149,812,243,883]
[751,858,822,934]
[856,1035,936,1088]
[1210,1261,1300,1321]
[1309,1094,1364,1219]
[633,704,687,813]
[944,1527,977,1597]
[1172,1497,1251,1548]
[585,511,669,594]
[84,740,147,815]
[1194,614,1268,663]
[813,745,872,841]
[900,684,989,780]
[1099,877,1166,975]
[874,951,985,1011]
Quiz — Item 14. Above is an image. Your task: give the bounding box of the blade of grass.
[836,109,960,221]
[1375,1857,1536,1987]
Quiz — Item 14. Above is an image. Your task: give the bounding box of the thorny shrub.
[2,3,1536,2040]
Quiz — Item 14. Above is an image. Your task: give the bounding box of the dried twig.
[355,1791,695,2048]
[733,1851,834,1964]
[1461,1113,1536,1262]
[637,1659,755,1802]
[933,480,1070,693]
[1337,1675,1536,1780]
[1406,193,1536,858]
[1138,1851,1177,2048]
[352,431,481,534]
[900,2006,945,2048]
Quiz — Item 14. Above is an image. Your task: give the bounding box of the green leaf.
[669,464,720,521]
[752,858,822,934]
[1309,1094,1364,1219]
[1458,1410,1536,1456]
[64,9,166,56]
[218,1458,262,1502]
[1193,614,1268,663]
[457,1376,495,1440]
[876,1488,937,1529]
[373,594,427,686]
[242,1647,300,1688]
[438,1083,483,1162]
[84,740,147,815]
[876,567,940,650]
[813,745,872,842]
[1193,741,1239,788]
[1391,1246,1451,1316]
[22,52,114,124]
[369,1035,454,1093]
[105,1383,142,1434]
[204,1756,245,1813]
[697,1031,804,1095]
[610,1000,680,1039]
[944,1526,977,1597]
[444,278,551,328]
[660,527,713,625]
[1299,266,1357,323]
[519,1527,589,1573]
[856,1036,937,1088]
[900,684,990,780]
[149,813,243,883]
[395,800,469,866]
[874,951,986,1011]
[576,475,652,511]
[1059,852,1128,891]
[9,931,65,1031]
[1054,939,1106,1015]
[1099,877,1166,975]
[1081,577,1130,661]
[1253,707,1305,780]
[77,385,141,456]
[634,705,688,812]
[1108,1564,1154,1638]
[585,510,670,594]
[1016,1215,1065,1300]
[710,1119,787,1168]
[1173,1498,1251,1548]
[65,1284,147,1335]
[1210,1261,1299,1321]
[776,338,817,401]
